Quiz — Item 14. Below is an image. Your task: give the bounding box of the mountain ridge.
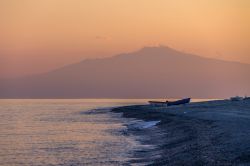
[1,46,250,98]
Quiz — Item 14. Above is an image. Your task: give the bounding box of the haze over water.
[0,99,154,165]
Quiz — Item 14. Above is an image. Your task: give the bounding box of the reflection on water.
[0,99,151,165]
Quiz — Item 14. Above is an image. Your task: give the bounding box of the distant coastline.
[112,99,250,165]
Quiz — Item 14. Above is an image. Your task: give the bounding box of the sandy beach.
[112,99,250,165]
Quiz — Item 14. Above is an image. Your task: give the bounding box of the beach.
[112,99,250,165]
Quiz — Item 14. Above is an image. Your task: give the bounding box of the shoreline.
[112,99,250,165]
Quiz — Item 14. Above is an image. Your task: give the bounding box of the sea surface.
[0,99,158,166]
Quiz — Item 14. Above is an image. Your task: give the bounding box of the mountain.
[1,46,250,98]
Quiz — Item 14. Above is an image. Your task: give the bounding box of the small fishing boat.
[230,96,243,101]
[244,96,250,100]
[149,98,191,106]
[148,101,167,106]
[166,98,191,106]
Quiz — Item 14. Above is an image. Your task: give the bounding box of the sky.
[0,0,250,78]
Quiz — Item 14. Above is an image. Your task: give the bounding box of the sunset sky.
[0,0,250,78]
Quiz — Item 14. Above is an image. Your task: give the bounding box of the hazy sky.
[0,0,250,78]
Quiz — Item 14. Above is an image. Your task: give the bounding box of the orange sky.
[0,0,250,78]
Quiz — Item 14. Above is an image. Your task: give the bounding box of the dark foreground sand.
[112,99,250,166]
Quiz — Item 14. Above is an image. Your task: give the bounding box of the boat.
[230,96,243,101]
[166,98,191,106]
[148,98,191,106]
[148,101,167,106]
[244,96,250,100]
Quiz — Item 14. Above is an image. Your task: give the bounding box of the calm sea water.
[0,99,154,166]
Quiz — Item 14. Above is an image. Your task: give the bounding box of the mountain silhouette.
[1,46,250,98]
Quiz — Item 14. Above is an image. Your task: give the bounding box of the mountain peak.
[140,45,173,51]
[137,45,180,55]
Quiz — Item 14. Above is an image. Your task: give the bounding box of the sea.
[0,99,158,166]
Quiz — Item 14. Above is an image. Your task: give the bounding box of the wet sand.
[112,99,250,165]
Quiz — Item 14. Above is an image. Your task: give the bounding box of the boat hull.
[167,98,191,106]
[149,98,191,106]
[148,101,167,106]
